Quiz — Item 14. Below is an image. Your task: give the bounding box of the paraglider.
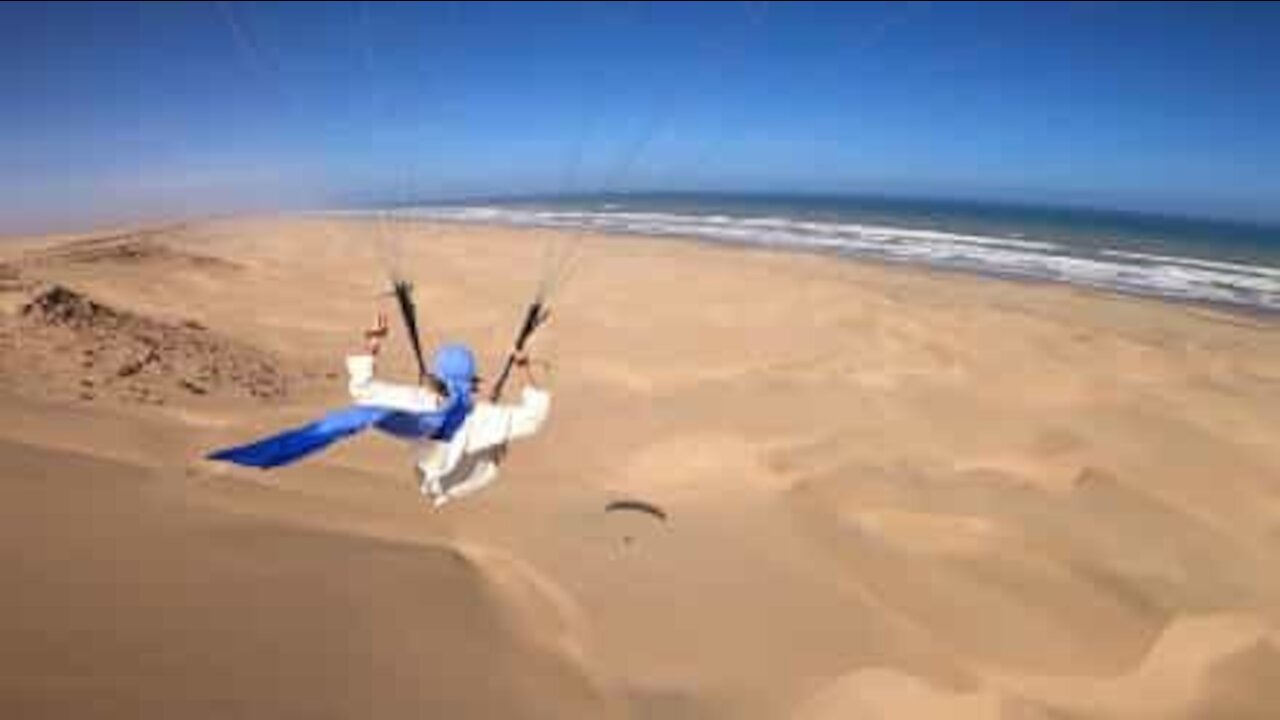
[202,0,739,507]
[605,499,669,522]
[208,286,553,507]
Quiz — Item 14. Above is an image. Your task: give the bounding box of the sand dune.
[0,436,614,720]
[2,218,1279,718]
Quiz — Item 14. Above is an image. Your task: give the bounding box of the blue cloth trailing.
[208,344,478,470]
[207,390,472,469]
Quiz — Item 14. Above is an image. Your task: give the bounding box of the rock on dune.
[9,283,287,404]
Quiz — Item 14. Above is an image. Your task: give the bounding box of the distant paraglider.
[605,498,668,522]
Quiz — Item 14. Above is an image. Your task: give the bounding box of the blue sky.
[2,1,1278,233]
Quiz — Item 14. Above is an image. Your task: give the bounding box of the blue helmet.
[432,343,477,387]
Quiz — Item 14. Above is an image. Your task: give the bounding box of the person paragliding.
[208,310,551,507]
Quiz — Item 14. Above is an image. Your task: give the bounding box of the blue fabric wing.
[207,405,392,469]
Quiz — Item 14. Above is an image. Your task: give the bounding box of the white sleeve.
[346,354,440,412]
[346,355,377,398]
[463,388,551,452]
[507,387,551,440]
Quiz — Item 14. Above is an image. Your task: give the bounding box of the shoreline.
[8,213,1279,327]
[364,215,1280,325]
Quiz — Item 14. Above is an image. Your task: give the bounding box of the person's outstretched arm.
[463,353,551,452]
[347,312,440,413]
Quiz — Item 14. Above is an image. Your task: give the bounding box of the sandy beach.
[2,216,1279,719]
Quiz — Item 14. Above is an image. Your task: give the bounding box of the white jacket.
[345,354,551,505]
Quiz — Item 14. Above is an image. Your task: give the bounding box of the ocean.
[390,193,1280,312]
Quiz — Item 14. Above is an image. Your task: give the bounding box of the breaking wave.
[389,205,1280,311]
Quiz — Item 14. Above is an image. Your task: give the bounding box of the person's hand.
[364,312,389,355]
[513,350,547,387]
